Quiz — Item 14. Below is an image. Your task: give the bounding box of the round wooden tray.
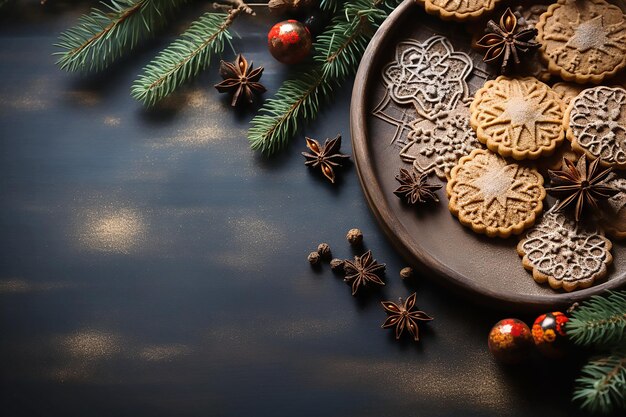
[350,0,626,311]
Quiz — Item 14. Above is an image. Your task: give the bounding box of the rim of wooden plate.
[349,0,626,311]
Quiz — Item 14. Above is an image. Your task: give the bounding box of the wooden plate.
[350,0,626,311]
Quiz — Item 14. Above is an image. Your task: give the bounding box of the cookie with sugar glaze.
[517,207,612,292]
[447,149,545,238]
[470,76,565,160]
[536,0,626,84]
[565,86,626,169]
[417,0,503,22]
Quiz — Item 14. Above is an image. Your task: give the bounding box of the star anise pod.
[381,293,433,342]
[343,250,385,295]
[546,155,619,222]
[301,135,350,183]
[394,167,441,205]
[476,7,540,73]
[214,54,266,107]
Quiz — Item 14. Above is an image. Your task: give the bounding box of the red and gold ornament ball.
[532,311,569,357]
[267,20,312,65]
[488,318,533,364]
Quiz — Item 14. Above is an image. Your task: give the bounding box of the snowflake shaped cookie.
[447,149,545,238]
[517,207,613,292]
[382,36,473,118]
[565,86,626,169]
[417,0,502,22]
[537,0,626,84]
[470,76,565,160]
[401,107,481,180]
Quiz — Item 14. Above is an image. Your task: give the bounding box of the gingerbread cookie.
[447,149,545,238]
[470,76,565,160]
[418,0,503,22]
[380,36,483,180]
[601,176,626,239]
[517,207,613,292]
[536,0,626,84]
[565,86,626,169]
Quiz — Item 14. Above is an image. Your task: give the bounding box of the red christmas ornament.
[532,311,569,358]
[267,20,312,65]
[488,318,533,364]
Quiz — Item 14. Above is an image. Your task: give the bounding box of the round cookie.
[536,0,626,84]
[470,76,565,160]
[447,149,545,238]
[564,86,626,169]
[601,176,626,239]
[517,207,613,292]
[417,0,503,22]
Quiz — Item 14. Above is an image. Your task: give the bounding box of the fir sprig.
[131,11,233,105]
[573,349,626,414]
[55,0,185,73]
[567,291,626,347]
[248,70,336,155]
[248,0,400,155]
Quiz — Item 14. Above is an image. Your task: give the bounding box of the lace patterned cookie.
[517,207,613,291]
[565,86,626,169]
[536,0,626,84]
[601,176,626,239]
[417,0,503,21]
[447,149,545,238]
[381,36,483,180]
[470,76,565,160]
[401,106,482,180]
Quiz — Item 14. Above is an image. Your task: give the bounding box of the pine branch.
[131,11,234,105]
[54,0,185,73]
[567,291,626,347]
[248,0,401,155]
[248,70,337,154]
[573,349,626,414]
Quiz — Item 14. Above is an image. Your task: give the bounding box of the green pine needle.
[247,0,400,155]
[320,0,341,12]
[248,70,336,154]
[131,11,232,106]
[573,349,626,414]
[54,0,185,73]
[567,291,626,347]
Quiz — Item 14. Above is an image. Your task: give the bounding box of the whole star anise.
[394,167,441,205]
[476,7,540,73]
[381,292,433,342]
[547,155,619,222]
[214,54,266,107]
[302,135,350,183]
[343,250,385,295]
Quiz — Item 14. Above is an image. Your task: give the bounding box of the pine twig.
[54,0,185,73]
[131,1,253,105]
[566,291,626,347]
[248,70,336,154]
[573,349,626,414]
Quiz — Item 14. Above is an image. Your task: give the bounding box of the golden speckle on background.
[77,207,146,254]
[59,330,121,359]
[103,116,121,126]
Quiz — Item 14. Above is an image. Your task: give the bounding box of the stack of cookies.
[418,0,626,292]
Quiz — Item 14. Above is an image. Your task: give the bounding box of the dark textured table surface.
[0,2,611,417]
